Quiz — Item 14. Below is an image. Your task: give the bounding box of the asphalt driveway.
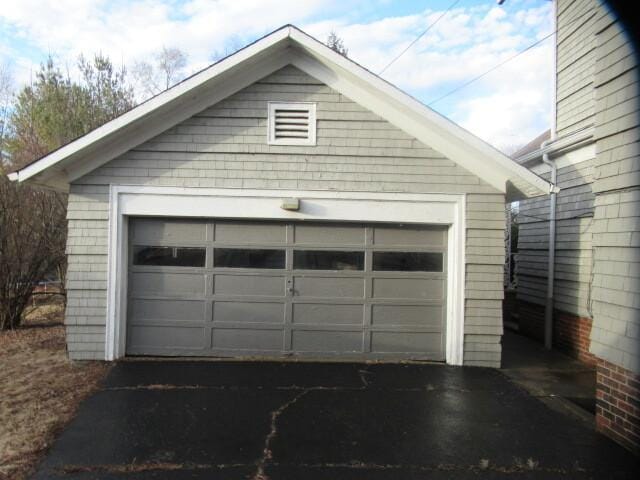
[33,361,638,479]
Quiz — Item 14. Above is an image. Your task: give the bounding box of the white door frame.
[106,185,466,364]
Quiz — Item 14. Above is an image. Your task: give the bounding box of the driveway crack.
[253,389,311,480]
[358,366,373,388]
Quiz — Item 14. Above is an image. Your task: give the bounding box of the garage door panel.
[130,272,206,296]
[213,301,284,324]
[294,224,365,245]
[371,304,443,327]
[292,303,363,325]
[132,218,208,244]
[373,225,446,247]
[128,326,206,350]
[372,278,444,300]
[294,276,364,298]
[371,331,442,355]
[127,218,447,360]
[130,299,206,323]
[214,274,284,296]
[212,328,284,350]
[292,330,362,352]
[215,222,286,244]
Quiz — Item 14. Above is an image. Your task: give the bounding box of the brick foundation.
[516,300,596,366]
[596,358,640,454]
[554,311,597,366]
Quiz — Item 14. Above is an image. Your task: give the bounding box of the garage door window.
[372,252,443,272]
[133,246,206,267]
[294,250,364,270]
[214,248,285,269]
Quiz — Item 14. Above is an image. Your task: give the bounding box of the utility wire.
[379,0,462,75]
[427,6,596,106]
[427,32,554,105]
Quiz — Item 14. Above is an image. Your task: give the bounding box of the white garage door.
[126,218,447,360]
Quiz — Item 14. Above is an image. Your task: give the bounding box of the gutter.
[516,125,594,167]
[540,138,557,350]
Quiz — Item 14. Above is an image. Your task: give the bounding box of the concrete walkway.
[501,330,597,424]
[32,359,638,479]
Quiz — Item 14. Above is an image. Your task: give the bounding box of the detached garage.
[8,25,552,367]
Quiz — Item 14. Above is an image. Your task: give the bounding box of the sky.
[0,0,554,152]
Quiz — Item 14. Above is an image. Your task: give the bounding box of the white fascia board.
[7,172,18,181]
[13,27,291,184]
[15,23,550,198]
[288,28,552,196]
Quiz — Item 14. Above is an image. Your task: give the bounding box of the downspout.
[541,139,557,350]
[541,0,559,351]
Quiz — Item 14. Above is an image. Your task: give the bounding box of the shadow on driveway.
[33,361,639,479]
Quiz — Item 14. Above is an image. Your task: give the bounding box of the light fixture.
[280,198,300,211]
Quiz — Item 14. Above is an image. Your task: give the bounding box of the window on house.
[268,102,316,145]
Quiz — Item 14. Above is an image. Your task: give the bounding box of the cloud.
[450,42,553,152]
[302,1,553,150]
[0,0,331,72]
[0,0,553,151]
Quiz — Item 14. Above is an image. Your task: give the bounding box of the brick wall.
[596,357,640,453]
[517,299,596,365]
[555,311,597,365]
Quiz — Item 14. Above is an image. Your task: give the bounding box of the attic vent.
[268,102,316,145]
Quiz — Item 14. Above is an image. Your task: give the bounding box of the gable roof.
[8,25,553,200]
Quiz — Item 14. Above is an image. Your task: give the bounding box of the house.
[8,25,551,368]
[513,0,639,452]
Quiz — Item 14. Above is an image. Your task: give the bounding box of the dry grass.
[0,300,110,480]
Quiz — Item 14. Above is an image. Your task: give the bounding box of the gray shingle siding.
[516,157,595,318]
[555,0,598,136]
[65,65,505,365]
[516,0,639,374]
[589,8,640,373]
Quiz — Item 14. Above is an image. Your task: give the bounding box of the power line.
[379,0,462,75]
[427,32,554,105]
[427,6,596,106]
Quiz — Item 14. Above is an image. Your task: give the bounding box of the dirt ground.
[0,300,110,480]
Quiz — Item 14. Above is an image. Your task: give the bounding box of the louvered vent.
[268,102,316,145]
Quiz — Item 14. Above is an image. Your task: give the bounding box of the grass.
[0,300,110,480]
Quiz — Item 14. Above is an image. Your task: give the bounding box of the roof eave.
[12,25,293,187]
[12,24,553,200]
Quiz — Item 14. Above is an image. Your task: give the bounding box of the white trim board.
[9,25,551,201]
[106,186,466,365]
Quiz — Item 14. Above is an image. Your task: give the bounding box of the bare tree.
[0,61,12,166]
[326,31,348,57]
[157,47,188,90]
[1,54,136,329]
[210,35,245,62]
[0,176,67,329]
[132,46,188,99]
